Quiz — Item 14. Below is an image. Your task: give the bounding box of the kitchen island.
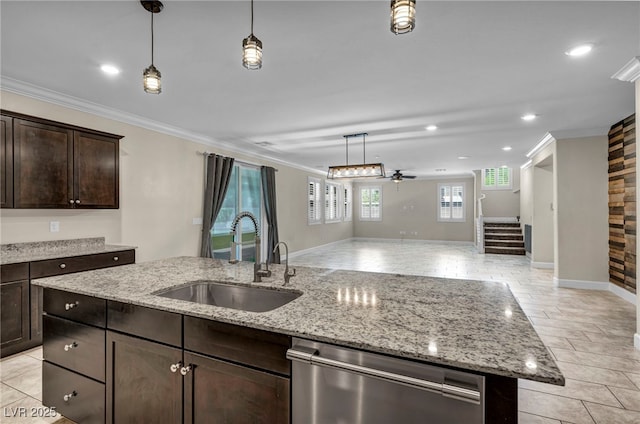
[33,256,564,423]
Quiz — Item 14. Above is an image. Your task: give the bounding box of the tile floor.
[1,239,638,423]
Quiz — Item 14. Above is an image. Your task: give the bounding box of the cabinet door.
[0,280,29,352]
[13,119,73,208]
[106,331,182,424]
[184,351,290,424]
[1,115,13,208]
[74,131,119,208]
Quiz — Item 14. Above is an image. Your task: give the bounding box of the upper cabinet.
[1,115,13,208]
[1,111,122,209]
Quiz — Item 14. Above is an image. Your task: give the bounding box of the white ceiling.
[1,1,639,177]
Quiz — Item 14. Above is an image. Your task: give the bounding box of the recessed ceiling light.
[521,114,537,121]
[565,43,593,57]
[435,168,446,172]
[502,146,512,151]
[457,156,469,160]
[425,125,438,131]
[100,64,120,75]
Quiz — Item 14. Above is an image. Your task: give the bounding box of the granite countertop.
[31,256,564,385]
[1,238,137,265]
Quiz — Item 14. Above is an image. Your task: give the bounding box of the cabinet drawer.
[0,262,29,283]
[107,301,182,348]
[184,316,291,376]
[44,288,106,327]
[43,361,105,424]
[43,315,105,382]
[31,250,135,279]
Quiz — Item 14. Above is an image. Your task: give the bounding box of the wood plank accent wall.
[608,113,636,294]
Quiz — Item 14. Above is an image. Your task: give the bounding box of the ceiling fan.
[386,170,417,183]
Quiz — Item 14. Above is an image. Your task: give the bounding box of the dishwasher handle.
[287,347,481,405]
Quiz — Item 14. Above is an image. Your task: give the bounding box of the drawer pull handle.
[64,342,78,352]
[75,200,81,204]
[69,199,74,204]
[180,365,192,376]
[170,362,183,373]
[63,391,77,402]
[64,301,79,311]
[113,256,119,261]
[59,263,66,269]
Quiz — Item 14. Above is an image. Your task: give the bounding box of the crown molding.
[0,77,325,176]
[525,132,555,158]
[611,56,640,83]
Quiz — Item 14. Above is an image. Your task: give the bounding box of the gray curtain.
[261,166,280,264]
[200,154,235,258]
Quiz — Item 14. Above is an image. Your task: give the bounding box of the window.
[343,184,353,222]
[438,183,465,222]
[481,167,512,190]
[325,182,341,223]
[360,186,382,221]
[308,177,322,225]
[211,164,262,260]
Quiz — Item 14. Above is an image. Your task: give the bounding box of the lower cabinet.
[106,331,183,423]
[0,262,31,356]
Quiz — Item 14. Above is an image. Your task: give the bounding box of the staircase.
[484,222,525,255]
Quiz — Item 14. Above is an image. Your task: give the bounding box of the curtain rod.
[197,151,278,172]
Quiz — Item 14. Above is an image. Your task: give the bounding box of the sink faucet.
[229,211,271,282]
[273,241,296,286]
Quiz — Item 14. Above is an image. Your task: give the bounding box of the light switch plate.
[50,221,60,232]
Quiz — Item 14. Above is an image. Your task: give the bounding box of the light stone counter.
[31,256,564,385]
[1,237,136,265]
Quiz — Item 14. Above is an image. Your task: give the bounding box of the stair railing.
[476,214,485,254]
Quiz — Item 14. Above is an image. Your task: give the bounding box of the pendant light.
[242,0,263,70]
[327,133,386,179]
[141,1,163,94]
[390,0,416,35]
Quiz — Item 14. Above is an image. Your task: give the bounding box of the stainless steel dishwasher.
[287,338,485,424]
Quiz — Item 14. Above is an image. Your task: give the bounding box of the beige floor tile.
[539,334,575,350]
[551,349,640,374]
[0,355,42,381]
[583,332,636,348]
[4,364,43,401]
[531,317,605,334]
[534,325,590,341]
[556,362,637,389]
[624,372,640,390]
[568,340,640,362]
[23,347,44,361]
[0,382,28,407]
[519,389,595,424]
[518,378,621,408]
[519,411,562,423]
[584,402,640,424]
[608,386,640,412]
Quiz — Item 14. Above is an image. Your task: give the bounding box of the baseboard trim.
[553,277,637,305]
[635,333,640,350]
[531,262,554,269]
[352,237,474,245]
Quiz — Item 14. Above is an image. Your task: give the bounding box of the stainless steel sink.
[154,280,301,313]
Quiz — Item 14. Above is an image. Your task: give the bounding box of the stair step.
[483,222,521,228]
[483,234,523,241]
[485,240,525,248]
[484,227,522,234]
[485,230,523,236]
[485,246,526,255]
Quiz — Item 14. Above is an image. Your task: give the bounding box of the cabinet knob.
[64,342,78,352]
[113,256,119,261]
[63,391,77,402]
[75,199,81,204]
[69,199,74,204]
[170,362,183,373]
[59,263,66,269]
[64,301,79,311]
[180,365,192,376]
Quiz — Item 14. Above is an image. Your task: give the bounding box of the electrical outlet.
[50,221,60,233]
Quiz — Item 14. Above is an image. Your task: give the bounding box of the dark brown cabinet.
[0,250,135,359]
[1,111,122,209]
[0,263,29,352]
[106,331,183,424]
[1,115,13,208]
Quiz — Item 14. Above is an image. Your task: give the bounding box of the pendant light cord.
[250,0,254,35]
[150,9,155,65]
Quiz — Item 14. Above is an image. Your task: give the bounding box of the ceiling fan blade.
[404,175,417,179]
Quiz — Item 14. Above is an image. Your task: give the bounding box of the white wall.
[532,164,555,264]
[353,177,475,242]
[0,91,352,262]
[554,136,609,283]
[520,165,533,227]
[474,169,521,218]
